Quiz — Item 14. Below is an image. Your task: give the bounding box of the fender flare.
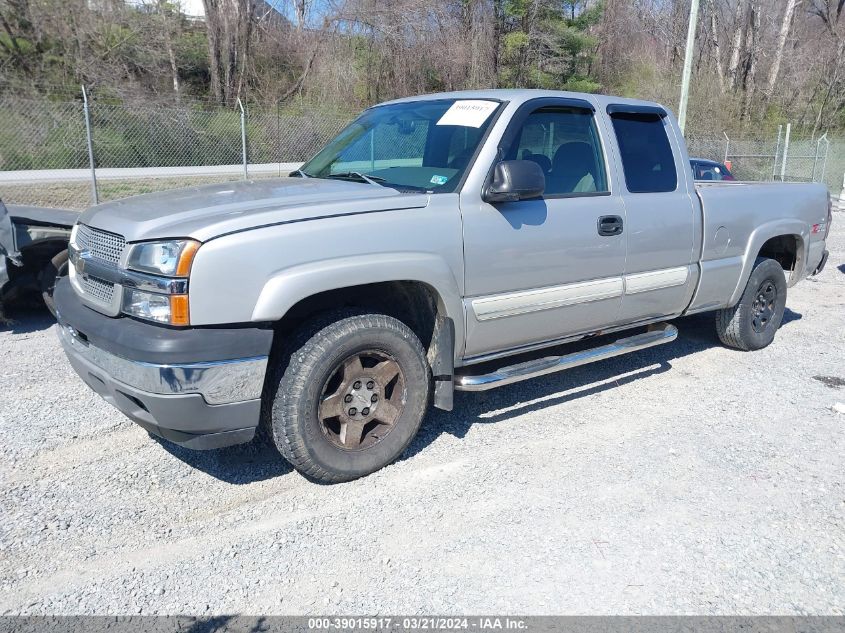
[728,219,807,306]
[251,251,465,356]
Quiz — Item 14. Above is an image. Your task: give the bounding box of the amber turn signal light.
[175,241,200,277]
[170,295,190,326]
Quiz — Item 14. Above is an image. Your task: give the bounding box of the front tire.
[715,257,787,351]
[266,311,431,483]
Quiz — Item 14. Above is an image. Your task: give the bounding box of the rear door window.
[610,113,677,193]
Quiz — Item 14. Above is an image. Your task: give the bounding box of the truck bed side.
[686,181,829,314]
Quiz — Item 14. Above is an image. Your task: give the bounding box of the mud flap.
[428,315,455,411]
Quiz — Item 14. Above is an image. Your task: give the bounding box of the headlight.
[122,238,198,326]
[126,240,199,277]
[123,288,190,326]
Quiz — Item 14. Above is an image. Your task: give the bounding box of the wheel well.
[6,239,67,286]
[275,281,444,351]
[758,235,801,276]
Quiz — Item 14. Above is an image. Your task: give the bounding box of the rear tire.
[715,257,787,351]
[41,249,69,318]
[265,310,431,483]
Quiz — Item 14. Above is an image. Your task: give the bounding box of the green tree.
[498,0,603,92]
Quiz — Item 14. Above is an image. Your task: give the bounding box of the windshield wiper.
[325,172,386,186]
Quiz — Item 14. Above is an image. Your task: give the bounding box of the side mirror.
[483,160,545,203]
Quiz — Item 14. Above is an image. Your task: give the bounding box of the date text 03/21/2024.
[307,617,528,631]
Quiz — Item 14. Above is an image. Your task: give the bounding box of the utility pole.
[677,0,701,135]
[780,123,791,182]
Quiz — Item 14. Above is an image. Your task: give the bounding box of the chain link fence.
[687,127,842,190]
[0,93,354,209]
[1,91,843,211]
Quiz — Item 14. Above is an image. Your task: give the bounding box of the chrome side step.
[454,323,678,392]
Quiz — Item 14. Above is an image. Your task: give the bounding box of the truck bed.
[689,180,829,313]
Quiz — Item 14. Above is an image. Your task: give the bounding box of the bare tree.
[201,0,255,104]
[807,0,845,34]
[727,0,746,89]
[807,0,845,134]
[765,0,800,97]
[5,0,845,144]
[291,0,310,30]
[741,0,761,118]
[706,0,725,88]
[156,0,180,97]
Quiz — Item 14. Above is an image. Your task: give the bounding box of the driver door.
[459,98,628,359]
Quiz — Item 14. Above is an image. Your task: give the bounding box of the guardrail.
[0,163,303,185]
[0,163,306,209]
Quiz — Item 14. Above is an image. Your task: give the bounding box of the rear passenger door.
[606,106,698,323]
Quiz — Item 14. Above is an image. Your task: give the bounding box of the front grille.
[76,224,125,265]
[73,224,124,310]
[80,275,115,304]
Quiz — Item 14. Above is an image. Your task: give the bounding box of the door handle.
[597,215,624,236]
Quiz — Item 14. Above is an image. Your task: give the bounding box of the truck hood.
[79,178,430,243]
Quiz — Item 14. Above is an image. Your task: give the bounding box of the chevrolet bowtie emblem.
[72,247,92,274]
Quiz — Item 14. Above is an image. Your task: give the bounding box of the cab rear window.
[610,113,677,193]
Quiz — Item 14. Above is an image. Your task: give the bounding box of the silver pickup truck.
[54,90,831,483]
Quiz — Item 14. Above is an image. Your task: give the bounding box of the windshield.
[299,99,501,193]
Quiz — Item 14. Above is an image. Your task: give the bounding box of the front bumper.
[55,278,272,449]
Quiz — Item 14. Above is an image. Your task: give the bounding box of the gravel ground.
[1,220,844,616]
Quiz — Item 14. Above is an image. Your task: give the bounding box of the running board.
[454,323,678,392]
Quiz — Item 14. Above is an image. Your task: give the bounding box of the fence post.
[814,133,828,183]
[723,131,729,164]
[276,100,281,177]
[81,86,99,205]
[237,98,248,180]
[820,139,829,184]
[772,125,782,180]
[780,123,791,182]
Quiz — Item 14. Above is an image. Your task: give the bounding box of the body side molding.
[470,265,693,322]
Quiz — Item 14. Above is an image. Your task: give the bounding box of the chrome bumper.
[57,322,268,405]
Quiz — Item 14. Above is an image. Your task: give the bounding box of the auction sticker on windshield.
[436,100,498,127]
